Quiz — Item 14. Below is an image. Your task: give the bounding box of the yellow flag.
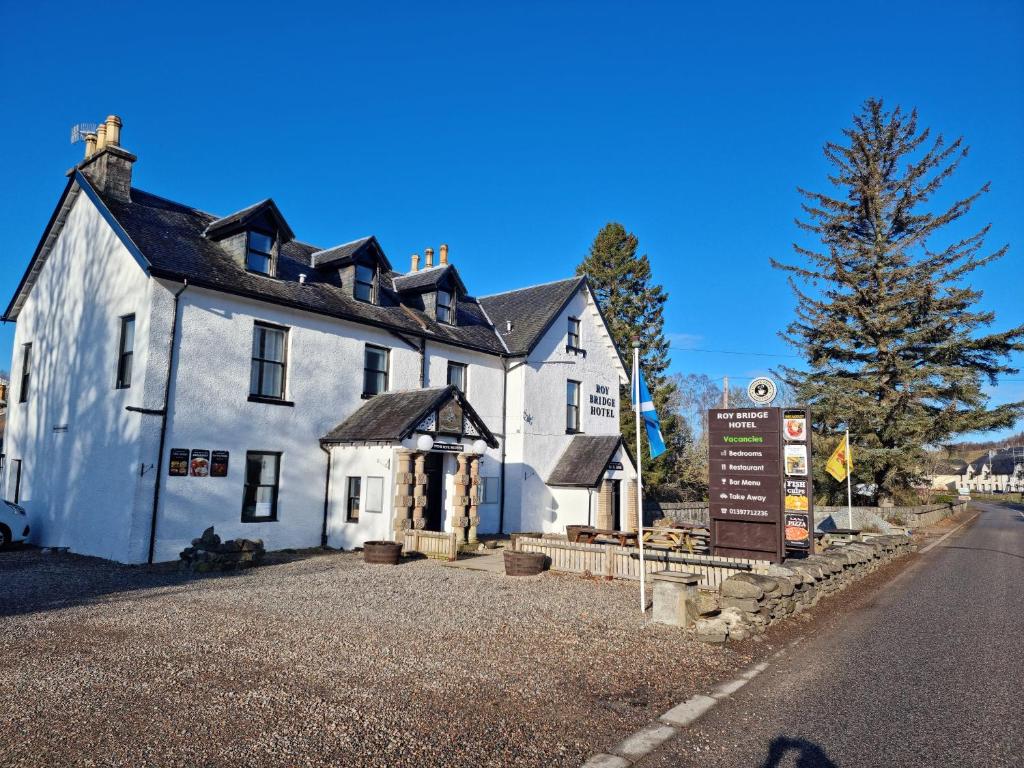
[826,438,852,481]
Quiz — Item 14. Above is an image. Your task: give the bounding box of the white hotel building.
[1,116,636,563]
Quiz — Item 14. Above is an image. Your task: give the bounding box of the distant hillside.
[944,431,1024,455]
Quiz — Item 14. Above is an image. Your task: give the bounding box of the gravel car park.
[0,548,753,768]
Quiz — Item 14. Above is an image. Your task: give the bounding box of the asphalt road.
[637,502,1024,768]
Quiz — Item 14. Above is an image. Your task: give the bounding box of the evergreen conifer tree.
[578,223,684,491]
[773,99,1024,504]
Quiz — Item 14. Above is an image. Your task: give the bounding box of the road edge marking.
[919,511,980,554]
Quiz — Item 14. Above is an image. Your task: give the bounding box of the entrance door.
[611,479,621,530]
[423,453,444,531]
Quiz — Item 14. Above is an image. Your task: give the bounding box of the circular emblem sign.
[747,377,778,405]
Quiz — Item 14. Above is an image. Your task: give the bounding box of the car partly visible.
[0,499,30,549]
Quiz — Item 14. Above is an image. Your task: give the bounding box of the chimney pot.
[95,123,107,150]
[424,247,434,268]
[104,115,122,147]
[84,132,97,158]
[299,273,307,285]
[439,243,448,265]
[411,253,420,272]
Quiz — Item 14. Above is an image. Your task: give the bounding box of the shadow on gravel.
[760,736,838,768]
[0,547,336,619]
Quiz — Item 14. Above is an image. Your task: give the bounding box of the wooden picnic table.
[641,526,710,554]
[574,528,639,547]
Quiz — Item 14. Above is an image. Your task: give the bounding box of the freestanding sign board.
[708,407,814,563]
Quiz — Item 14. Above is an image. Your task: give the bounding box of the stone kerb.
[693,535,914,643]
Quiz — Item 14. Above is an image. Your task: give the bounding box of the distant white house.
[961,448,1024,493]
[2,116,637,563]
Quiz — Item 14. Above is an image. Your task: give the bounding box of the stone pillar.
[453,454,469,545]
[393,450,415,538]
[412,453,427,529]
[468,456,481,544]
[624,479,638,533]
[651,570,700,627]
[596,480,614,530]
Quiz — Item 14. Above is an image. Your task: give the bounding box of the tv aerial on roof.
[70,122,99,143]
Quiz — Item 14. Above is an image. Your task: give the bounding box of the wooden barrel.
[504,551,546,576]
[363,541,402,565]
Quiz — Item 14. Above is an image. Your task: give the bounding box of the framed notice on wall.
[190,449,211,477]
[211,451,229,478]
[169,449,189,477]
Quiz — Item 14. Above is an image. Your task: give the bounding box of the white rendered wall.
[3,190,156,561]
[151,288,508,560]
[326,445,395,549]
[507,286,632,533]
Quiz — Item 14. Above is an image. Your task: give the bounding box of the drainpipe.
[320,442,332,546]
[147,279,189,564]
[498,358,509,533]
[419,335,427,388]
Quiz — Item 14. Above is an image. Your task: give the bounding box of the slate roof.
[310,236,386,269]
[5,171,599,362]
[478,277,585,355]
[968,452,1021,476]
[89,181,507,354]
[391,264,466,294]
[321,385,497,447]
[934,458,968,475]
[547,435,623,487]
[204,198,295,242]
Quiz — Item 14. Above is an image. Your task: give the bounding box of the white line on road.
[919,512,980,554]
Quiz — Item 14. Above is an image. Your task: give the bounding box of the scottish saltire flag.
[633,371,667,459]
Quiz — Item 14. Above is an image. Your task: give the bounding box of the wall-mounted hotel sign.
[432,442,465,453]
[708,407,814,563]
[606,461,624,471]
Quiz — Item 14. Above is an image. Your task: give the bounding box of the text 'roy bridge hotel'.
[1,116,637,563]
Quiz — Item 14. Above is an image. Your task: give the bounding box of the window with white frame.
[566,379,581,433]
[447,361,467,393]
[478,476,499,505]
[436,290,455,325]
[365,476,384,513]
[250,323,288,400]
[567,316,581,348]
[354,264,376,303]
[363,345,389,396]
[242,452,280,522]
[246,231,275,275]
[116,315,135,389]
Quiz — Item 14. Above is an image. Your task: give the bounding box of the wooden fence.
[403,530,458,561]
[514,537,770,588]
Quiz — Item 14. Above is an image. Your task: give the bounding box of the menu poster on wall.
[169,449,189,477]
[783,410,807,442]
[211,451,230,478]
[784,478,809,510]
[190,449,211,477]
[784,512,811,547]
[784,444,808,476]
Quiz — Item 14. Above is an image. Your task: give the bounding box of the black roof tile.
[478,277,585,355]
[547,435,623,487]
[321,385,497,446]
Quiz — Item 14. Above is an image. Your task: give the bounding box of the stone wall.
[817,502,964,530]
[693,534,914,643]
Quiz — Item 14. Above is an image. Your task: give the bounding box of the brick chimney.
[74,115,135,203]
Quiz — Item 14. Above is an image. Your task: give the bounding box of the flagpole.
[845,429,853,529]
[634,344,646,614]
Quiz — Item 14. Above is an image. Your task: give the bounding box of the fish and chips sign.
[708,394,814,563]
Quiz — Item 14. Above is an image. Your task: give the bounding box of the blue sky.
[1,0,1022,439]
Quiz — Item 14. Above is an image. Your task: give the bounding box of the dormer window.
[437,289,454,324]
[355,263,376,303]
[246,231,274,275]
